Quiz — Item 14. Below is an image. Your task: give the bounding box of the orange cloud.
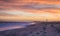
[0,0,60,22]
[0,10,60,22]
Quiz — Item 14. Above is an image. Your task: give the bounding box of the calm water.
[0,22,30,27]
[0,22,35,31]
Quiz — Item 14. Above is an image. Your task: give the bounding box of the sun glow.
[0,10,60,22]
[0,0,60,22]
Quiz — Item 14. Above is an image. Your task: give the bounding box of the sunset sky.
[0,0,60,22]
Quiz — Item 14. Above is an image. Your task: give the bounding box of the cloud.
[0,0,60,22]
[17,4,60,9]
[0,0,60,9]
[0,10,60,22]
[0,11,19,16]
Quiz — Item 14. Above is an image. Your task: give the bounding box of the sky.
[0,0,60,31]
[0,0,60,22]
